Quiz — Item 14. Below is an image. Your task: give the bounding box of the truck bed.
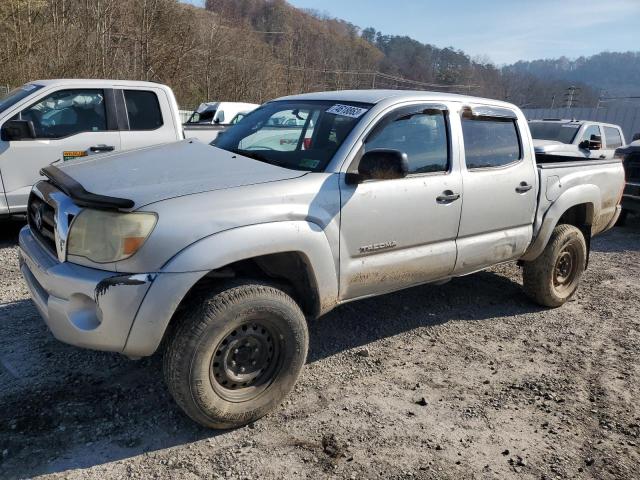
[183,124,227,144]
[531,156,624,247]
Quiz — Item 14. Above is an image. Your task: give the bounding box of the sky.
[279,0,640,65]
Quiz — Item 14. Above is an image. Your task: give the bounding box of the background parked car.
[616,139,640,224]
[529,119,626,160]
[183,101,259,144]
[0,79,184,217]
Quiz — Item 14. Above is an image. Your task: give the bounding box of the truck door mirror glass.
[1,119,36,141]
[348,149,408,184]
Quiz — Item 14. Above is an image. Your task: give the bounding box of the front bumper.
[19,226,155,353]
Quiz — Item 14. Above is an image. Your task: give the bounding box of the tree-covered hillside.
[0,0,607,108]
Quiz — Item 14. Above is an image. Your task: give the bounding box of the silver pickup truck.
[18,90,624,429]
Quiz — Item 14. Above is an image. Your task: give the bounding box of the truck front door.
[576,124,605,159]
[0,88,121,212]
[454,106,537,275]
[339,104,463,300]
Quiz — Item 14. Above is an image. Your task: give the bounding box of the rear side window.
[124,90,163,130]
[603,126,623,149]
[462,117,521,169]
[366,108,449,174]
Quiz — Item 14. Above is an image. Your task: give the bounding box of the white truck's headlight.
[67,210,157,263]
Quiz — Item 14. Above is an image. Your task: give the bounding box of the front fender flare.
[123,221,338,357]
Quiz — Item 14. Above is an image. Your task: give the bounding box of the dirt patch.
[0,218,639,479]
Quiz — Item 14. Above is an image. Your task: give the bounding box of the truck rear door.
[601,126,625,160]
[453,105,537,275]
[0,88,121,212]
[117,87,180,150]
[339,103,462,300]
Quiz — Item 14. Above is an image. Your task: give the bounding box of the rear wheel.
[163,281,308,429]
[523,224,587,307]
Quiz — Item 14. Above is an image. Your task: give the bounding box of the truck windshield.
[214,100,372,172]
[0,84,44,116]
[529,122,580,144]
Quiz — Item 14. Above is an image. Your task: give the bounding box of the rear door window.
[603,126,623,149]
[462,117,521,169]
[124,90,163,130]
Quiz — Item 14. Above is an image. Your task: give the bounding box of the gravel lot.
[0,218,638,480]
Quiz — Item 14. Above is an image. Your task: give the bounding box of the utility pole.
[564,85,580,108]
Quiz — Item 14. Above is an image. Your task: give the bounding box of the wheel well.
[179,252,320,318]
[558,203,592,230]
[557,203,593,266]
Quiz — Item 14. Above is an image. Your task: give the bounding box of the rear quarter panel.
[522,159,624,261]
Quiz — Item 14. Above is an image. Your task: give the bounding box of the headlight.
[67,210,157,263]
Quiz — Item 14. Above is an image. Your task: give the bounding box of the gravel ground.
[0,218,638,480]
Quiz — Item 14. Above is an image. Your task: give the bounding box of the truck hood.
[56,140,307,208]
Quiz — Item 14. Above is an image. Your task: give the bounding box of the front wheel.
[522,224,587,307]
[163,281,309,429]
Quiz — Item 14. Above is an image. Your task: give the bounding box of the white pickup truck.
[0,79,184,216]
[529,119,626,160]
[182,101,259,144]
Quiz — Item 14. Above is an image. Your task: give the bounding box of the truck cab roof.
[28,79,169,89]
[529,118,622,130]
[276,89,518,108]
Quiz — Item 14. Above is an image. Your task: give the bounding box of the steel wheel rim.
[553,241,579,294]
[209,320,282,403]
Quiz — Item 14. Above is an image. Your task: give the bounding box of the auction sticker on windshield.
[326,104,368,118]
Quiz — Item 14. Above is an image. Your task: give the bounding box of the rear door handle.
[515,182,533,193]
[89,145,115,153]
[436,191,461,204]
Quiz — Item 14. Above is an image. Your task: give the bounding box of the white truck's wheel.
[523,224,587,307]
[163,281,308,429]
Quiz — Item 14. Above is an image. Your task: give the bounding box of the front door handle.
[436,191,461,204]
[89,145,115,153]
[515,182,533,193]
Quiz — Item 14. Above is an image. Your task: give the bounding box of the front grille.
[28,192,57,256]
[625,153,640,183]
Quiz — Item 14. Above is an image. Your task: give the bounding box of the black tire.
[522,224,587,308]
[616,209,628,227]
[163,281,308,429]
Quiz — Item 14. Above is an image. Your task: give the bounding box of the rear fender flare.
[521,185,599,261]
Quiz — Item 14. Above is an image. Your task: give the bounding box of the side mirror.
[1,120,36,141]
[346,149,408,185]
[588,134,602,150]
